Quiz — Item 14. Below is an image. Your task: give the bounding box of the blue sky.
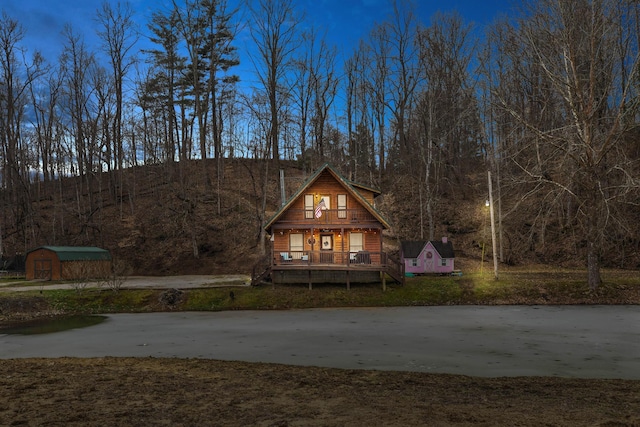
[3,0,513,81]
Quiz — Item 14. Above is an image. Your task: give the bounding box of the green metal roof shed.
[25,246,112,280]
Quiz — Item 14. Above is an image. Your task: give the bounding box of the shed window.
[441,258,447,266]
[337,194,347,218]
[304,194,314,219]
[411,259,418,267]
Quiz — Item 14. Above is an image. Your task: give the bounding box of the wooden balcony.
[276,208,379,227]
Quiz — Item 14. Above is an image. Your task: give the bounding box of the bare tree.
[0,13,46,253]
[383,0,422,163]
[291,31,315,168]
[366,26,389,181]
[414,12,480,239]
[96,1,138,171]
[248,0,300,163]
[489,0,640,289]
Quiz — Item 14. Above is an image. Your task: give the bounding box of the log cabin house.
[259,163,404,289]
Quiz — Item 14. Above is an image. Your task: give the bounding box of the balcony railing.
[278,208,377,225]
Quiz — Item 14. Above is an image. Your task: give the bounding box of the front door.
[425,250,434,272]
[34,259,52,280]
[320,234,334,263]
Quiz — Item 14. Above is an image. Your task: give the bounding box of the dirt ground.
[0,357,638,426]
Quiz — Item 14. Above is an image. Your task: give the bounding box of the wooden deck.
[253,251,405,289]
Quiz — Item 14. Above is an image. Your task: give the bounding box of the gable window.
[304,194,314,219]
[337,194,347,218]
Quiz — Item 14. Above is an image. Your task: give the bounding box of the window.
[304,194,314,219]
[441,258,447,266]
[337,194,347,218]
[290,233,304,253]
[411,259,418,267]
[349,232,363,252]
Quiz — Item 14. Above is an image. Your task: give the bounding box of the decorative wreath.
[426,251,433,259]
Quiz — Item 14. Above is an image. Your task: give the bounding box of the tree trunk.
[586,236,602,290]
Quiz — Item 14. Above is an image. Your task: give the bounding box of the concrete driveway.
[1,305,639,379]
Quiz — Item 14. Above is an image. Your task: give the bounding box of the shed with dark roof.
[401,237,455,275]
[25,246,112,281]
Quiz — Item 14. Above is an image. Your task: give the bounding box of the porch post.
[341,226,345,265]
[310,227,315,263]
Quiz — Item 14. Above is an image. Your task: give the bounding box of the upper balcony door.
[337,194,347,219]
[320,195,330,211]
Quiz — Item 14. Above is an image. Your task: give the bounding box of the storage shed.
[25,246,112,281]
[401,237,455,275]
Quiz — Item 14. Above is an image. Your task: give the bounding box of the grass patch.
[1,268,639,323]
[42,288,160,314]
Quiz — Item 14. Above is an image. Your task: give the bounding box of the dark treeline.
[0,0,639,288]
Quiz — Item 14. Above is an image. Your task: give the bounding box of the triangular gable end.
[423,241,437,260]
[264,163,390,232]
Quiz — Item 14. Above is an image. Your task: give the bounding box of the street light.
[487,171,499,280]
[481,199,489,277]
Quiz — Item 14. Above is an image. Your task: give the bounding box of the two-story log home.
[260,163,404,289]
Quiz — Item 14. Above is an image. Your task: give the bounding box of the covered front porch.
[269,250,404,289]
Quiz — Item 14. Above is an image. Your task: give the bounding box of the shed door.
[34,259,52,280]
[425,251,434,272]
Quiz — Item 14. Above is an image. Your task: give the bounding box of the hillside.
[1,158,634,277]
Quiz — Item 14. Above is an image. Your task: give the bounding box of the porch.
[275,250,381,266]
[266,250,405,289]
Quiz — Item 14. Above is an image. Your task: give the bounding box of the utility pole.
[488,171,498,280]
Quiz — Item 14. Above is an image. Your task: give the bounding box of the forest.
[0,0,638,289]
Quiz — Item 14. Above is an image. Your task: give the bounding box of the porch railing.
[273,250,405,285]
[274,250,385,266]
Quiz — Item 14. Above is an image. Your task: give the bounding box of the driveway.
[0,274,251,292]
[1,305,639,379]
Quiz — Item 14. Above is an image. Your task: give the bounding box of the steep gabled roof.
[349,181,381,198]
[264,163,390,231]
[401,241,427,258]
[431,240,455,259]
[401,240,455,259]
